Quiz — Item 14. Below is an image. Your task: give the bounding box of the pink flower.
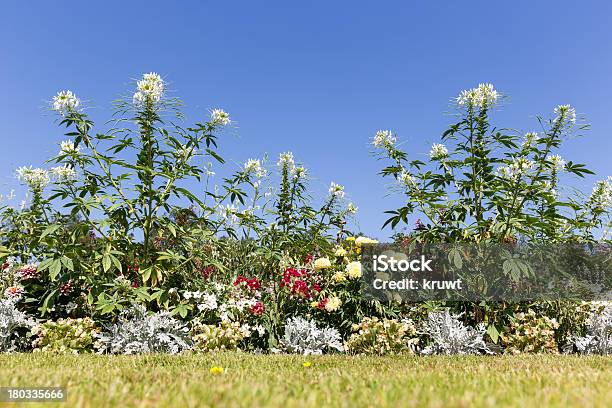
[17,264,39,281]
[4,286,24,298]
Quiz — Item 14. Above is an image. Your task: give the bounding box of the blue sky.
[1,1,611,238]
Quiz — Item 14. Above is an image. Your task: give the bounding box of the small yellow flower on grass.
[209,366,225,375]
[303,361,312,368]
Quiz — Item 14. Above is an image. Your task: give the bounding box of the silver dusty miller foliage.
[0,298,35,352]
[420,310,490,355]
[574,302,611,355]
[96,304,191,354]
[280,317,343,355]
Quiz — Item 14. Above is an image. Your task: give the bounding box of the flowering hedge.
[0,76,610,356]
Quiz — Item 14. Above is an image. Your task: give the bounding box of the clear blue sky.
[1,1,611,238]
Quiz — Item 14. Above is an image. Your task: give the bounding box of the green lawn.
[1,353,610,407]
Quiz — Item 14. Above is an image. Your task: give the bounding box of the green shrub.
[345,317,418,355]
[501,310,559,354]
[31,318,98,354]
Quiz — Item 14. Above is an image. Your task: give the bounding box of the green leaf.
[40,224,61,239]
[102,254,111,272]
[487,324,500,344]
[49,258,63,280]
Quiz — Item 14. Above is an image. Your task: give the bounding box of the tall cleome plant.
[373,83,610,244]
[373,83,611,343]
[0,73,355,320]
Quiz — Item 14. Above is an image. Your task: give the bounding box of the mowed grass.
[1,353,610,408]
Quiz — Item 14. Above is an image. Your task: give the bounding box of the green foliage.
[345,317,418,355]
[31,317,99,353]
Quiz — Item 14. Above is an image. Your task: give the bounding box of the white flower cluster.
[50,165,77,182]
[548,155,566,172]
[277,151,295,169]
[329,182,345,199]
[496,158,534,181]
[279,317,343,355]
[372,130,396,149]
[210,108,231,126]
[429,143,449,160]
[133,72,165,106]
[16,166,50,191]
[347,202,358,214]
[59,140,80,155]
[587,176,612,210]
[398,170,415,187]
[522,132,540,148]
[244,159,266,179]
[553,104,577,127]
[456,83,498,109]
[421,310,490,355]
[52,90,80,115]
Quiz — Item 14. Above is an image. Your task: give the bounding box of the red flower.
[201,265,215,279]
[291,279,311,299]
[234,275,261,291]
[127,263,140,273]
[304,254,314,264]
[131,280,140,288]
[317,298,328,310]
[250,301,265,316]
[59,280,74,295]
[312,284,321,293]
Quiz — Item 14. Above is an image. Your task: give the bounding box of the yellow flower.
[334,247,348,257]
[302,361,312,368]
[333,271,346,283]
[310,301,319,308]
[346,261,362,279]
[209,366,225,375]
[325,296,342,312]
[346,236,355,243]
[355,236,378,247]
[313,257,332,270]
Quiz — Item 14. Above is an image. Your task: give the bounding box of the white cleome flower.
[522,132,540,148]
[133,72,165,105]
[291,166,307,181]
[347,202,358,214]
[456,83,498,109]
[50,165,77,181]
[52,90,80,115]
[587,176,612,210]
[548,155,566,172]
[210,108,231,126]
[16,166,50,191]
[59,139,81,155]
[398,170,415,187]
[244,159,265,178]
[429,143,449,160]
[329,182,345,199]
[277,151,295,168]
[372,130,396,148]
[553,104,576,128]
[497,158,534,181]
